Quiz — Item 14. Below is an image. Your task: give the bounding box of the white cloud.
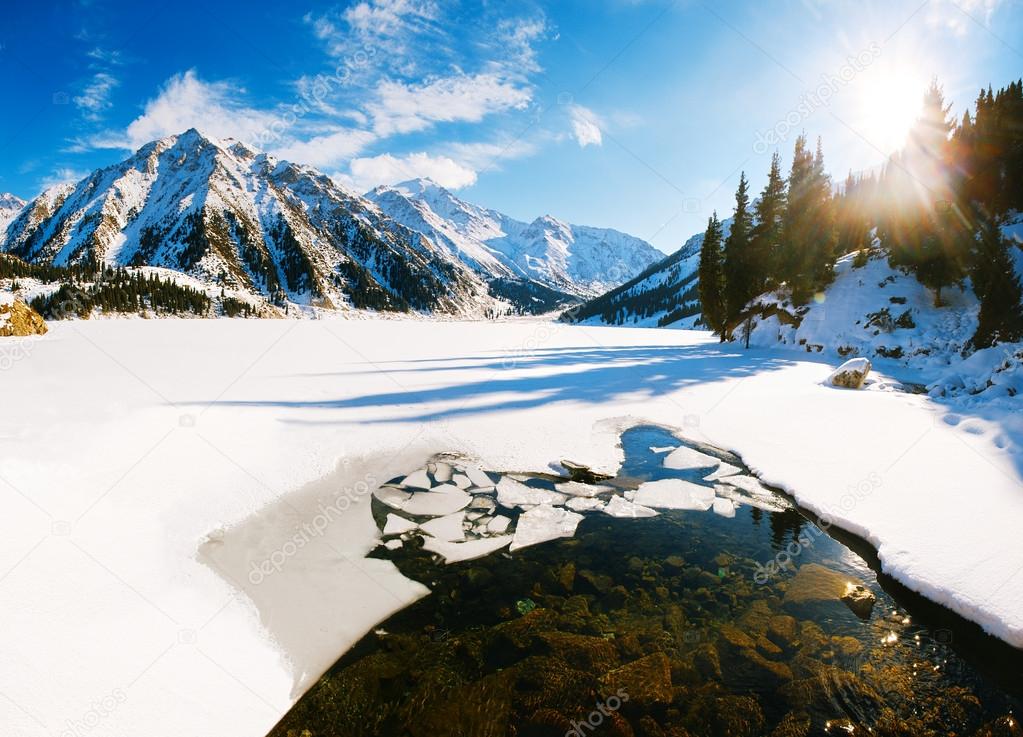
[272,128,377,168]
[89,70,279,151]
[569,105,603,147]
[926,0,1002,34]
[74,72,119,122]
[368,73,532,136]
[39,167,87,191]
[338,151,477,192]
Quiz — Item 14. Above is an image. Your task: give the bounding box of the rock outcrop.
[0,296,48,337]
[826,357,871,389]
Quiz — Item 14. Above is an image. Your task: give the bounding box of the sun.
[857,68,930,155]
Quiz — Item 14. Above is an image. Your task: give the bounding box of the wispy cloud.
[337,150,478,192]
[569,105,603,147]
[84,70,278,150]
[74,72,119,122]
[368,73,533,136]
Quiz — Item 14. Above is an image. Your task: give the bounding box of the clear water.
[269,426,1023,737]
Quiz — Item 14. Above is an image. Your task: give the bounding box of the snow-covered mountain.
[564,219,732,327]
[2,130,495,315]
[367,178,663,297]
[0,193,25,234]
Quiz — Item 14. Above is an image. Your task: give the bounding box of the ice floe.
[633,478,715,510]
[663,445,721,471]
[510,505,584,551]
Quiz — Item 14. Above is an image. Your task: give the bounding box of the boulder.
[825,357,871,389]
[0,296,47,337]
[599,652,673,707]
[784,563,874,619]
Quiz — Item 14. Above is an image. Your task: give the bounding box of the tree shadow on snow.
[200,344,801,424]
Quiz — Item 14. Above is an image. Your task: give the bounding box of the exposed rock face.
[0,296,48,337]
[826,357,872,389]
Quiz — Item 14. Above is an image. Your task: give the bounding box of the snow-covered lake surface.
[1,318,1021,736]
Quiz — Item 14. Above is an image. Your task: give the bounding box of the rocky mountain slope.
[563,219,732,327]
[0,193,25,234]
[1,130,497,315]
[367,178,663,298]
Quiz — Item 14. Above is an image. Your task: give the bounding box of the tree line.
[699,78,1023,349]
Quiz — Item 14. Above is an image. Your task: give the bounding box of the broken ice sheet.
[633,478,714,510]
[496,476,568,509]
[509,505,584,551]
[419,511,466,542]
[383,513,418,536]
[401,486,472,516]
[663,445,720,471]
[603,495,658,518]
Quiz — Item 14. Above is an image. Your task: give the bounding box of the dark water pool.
[269,426,1023,737]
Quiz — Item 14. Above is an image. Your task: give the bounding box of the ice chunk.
[422,535,513,563]
[384,539,403,550]
[432,462,453,483]
[420,511,466,542]
[382,514,417,536]
[650,445,678,453]
[633,478,714,510]
[604,495,659,518]
[713,498,736,518]
[566,497,606,512]
[496,476,568,509]
[400,468,433,490]
[487,515,512,534]
[401,487,472,516]
[509,505,584,551]
[373,487,412,510]
[554,481,614,497]
[451,474,471,489]
[663,445,720,471]
[704,462,742,481]
[468,496,496,511]
[464,466,494,488]
[714,479,791,513]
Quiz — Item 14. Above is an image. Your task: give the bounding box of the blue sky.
[1,0,1021,252]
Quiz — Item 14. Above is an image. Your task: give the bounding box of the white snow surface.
[2,318,1023,737]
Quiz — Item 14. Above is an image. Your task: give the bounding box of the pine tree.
[750,152,787,291]
[697,212,726,333]
[779,135,836,303]
[722,172,753,323]
[970,214,1023,347]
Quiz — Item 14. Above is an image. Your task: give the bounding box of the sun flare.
[858,68,930,154]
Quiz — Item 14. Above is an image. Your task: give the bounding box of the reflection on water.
[269,426,1023,737]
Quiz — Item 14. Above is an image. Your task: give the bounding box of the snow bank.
[2,318,1022,737]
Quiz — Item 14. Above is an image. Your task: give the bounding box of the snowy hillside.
[368,178,663,298]
[566,218,732,327]
[1,130,498,316]
[0,192,25,235]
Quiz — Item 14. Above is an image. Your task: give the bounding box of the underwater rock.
[599,652,673,707]
[840,582,876,619]
[784,564,870,617]
[712,695,766,737]
[770,711,812,737]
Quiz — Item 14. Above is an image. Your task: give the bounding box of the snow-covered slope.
[566,218,732,327]
[367,178,663,297]
[2,131,494,315]
[0,193,25,237]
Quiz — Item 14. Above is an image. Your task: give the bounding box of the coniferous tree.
[697,212,726,333]
[722,172,753,323]
[750,152,787,292]
[779,135,836,303]
[970,213,1023,347]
